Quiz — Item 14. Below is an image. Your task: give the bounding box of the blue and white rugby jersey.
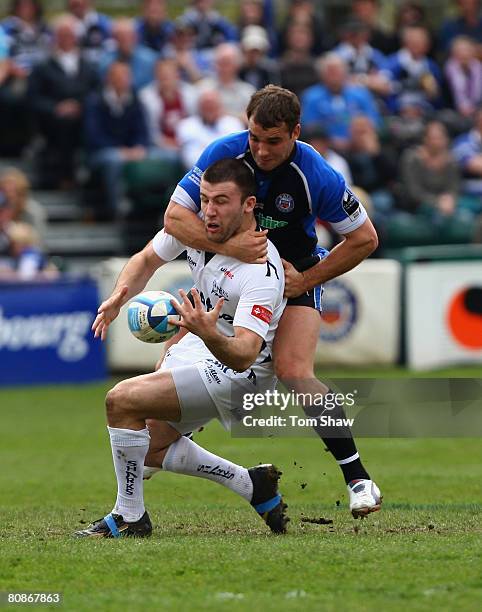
[152,229,286,372]
[171,131,368,265]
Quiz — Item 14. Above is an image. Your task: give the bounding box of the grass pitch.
[1,378,481,611]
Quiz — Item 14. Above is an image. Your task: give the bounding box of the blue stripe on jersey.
[178,131,249,210]
[314,285,323,311]
[177,132,349,226]
[302,214,318,240]
[293,141,347,224]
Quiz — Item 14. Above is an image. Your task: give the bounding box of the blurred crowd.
[2,0,482,275]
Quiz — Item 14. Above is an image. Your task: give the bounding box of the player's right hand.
[91,285,129,341]
[225,229,268,263]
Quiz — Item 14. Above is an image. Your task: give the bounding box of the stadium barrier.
[406,261,482,370]
[0,277,106,386]
[95,257,402,370]
[315,259,401,365]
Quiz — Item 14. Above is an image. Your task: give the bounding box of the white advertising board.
[407,262,482,370]
[95,257,401,371]
[315,259,401,365]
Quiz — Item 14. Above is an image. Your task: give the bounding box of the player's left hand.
[169,288,223,340]
[282,259,307,298]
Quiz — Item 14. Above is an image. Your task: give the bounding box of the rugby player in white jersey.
[75,159,289,538]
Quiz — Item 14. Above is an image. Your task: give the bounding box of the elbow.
[163,209,175,236]
[367,230,379,254]
[362,225,378,255]
[232,352,257,373]
[163,201,182,237]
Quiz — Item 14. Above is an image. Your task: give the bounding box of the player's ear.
[244,195,257,213]
[292,123,301,140]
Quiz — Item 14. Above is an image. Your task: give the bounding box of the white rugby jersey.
[152,229,286,372]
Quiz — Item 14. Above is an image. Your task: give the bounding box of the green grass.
[1,378,481,611]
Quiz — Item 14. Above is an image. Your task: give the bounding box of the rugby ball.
[127,290,180,343]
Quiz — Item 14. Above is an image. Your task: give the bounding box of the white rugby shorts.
[161,341,276,432]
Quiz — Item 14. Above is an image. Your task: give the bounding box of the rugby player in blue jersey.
[158,85,382,517]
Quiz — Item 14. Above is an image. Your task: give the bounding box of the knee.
[274,357,313,381]
[105,381,134,421]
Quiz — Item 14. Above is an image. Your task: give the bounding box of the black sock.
[304,402,370,484]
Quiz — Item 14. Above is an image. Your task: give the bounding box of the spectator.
[238,0,278,57]
[197,43,255,121]
[99,17,157,91]
[386,92,428,153]
[351,0,396,55]
[302,123,353,184]
[1,0,51,71]
[386,25,443,112]
[139,58,197,150]
[400,121,462,216]
[66,0,112,67]
[181,0,238,51]
[392,1,433,54]
[84,61,163,220]
[0,0,51,154]
[0,191,13,265]
[28,14,99,188]
[301,53,381,151]
[278,0,332,56]
[334,18,392,101]
[279,22,318,97]
[135,0,174,54]
[0,27,8,73]
[0,168,47,240]
[452,105,482,214]
[345,115,398,218]
[2,221,58,280]
[444,35,482,117]
[438,0,482,56]
[239,25,280,90]
[396,120,477,243]
[176,89,244,168]
[161,18,211,83]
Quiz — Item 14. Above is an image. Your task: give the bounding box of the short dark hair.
[10,0,44,20]
[246,85,301,134]
[202,158,256,204]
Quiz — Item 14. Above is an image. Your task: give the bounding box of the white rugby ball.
[127,290,180,343]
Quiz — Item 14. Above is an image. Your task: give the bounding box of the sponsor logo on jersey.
[319,280,357,341]
[275,193,295,213]
[204,363,221,384]
[220,267,234,279]
[256,213,288,230]
[187,165,203,187]
[187,255,197,268]
[251,305,273,324]
[211,279,230,301]
[342,188,362,222]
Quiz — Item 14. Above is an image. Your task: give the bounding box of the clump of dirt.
[300,517,333,525]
